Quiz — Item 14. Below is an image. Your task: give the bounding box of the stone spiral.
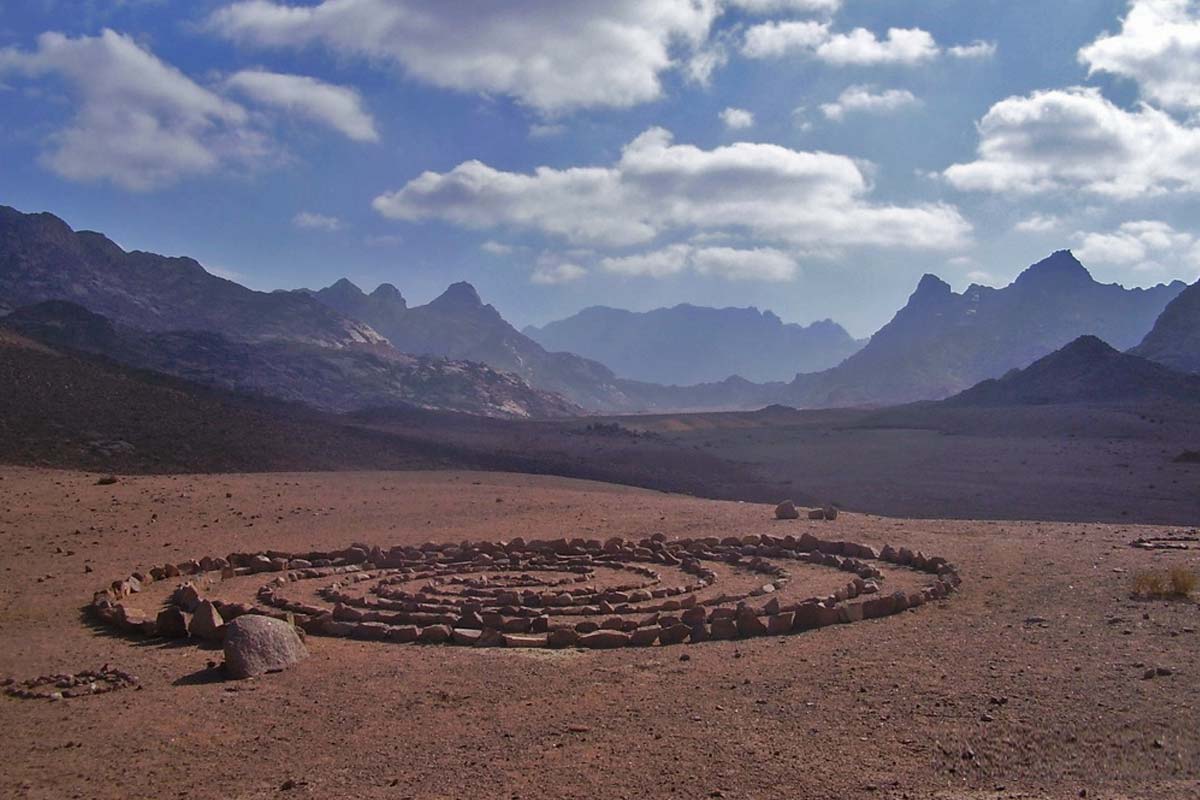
[90,532,960,650]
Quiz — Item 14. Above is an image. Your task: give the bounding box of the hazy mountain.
[1131,278,1200,374]
[302,279,653,410]
[0,205,383,348]
[4,301,579,419]
[787,251,1186,407]
[523,304,863,384]
[946,335,1200,406]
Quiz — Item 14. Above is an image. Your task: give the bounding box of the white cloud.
[820,85,920,121]
[601,244,692,277]
[791,105,813,131]
[1074,220,1199,273]
[0,29,259,190]
[600,243,796,281]
[727,0,841,14]
[226,69,378,142]
[944,87,1200,198]
[1080,0,1200,113]
[720,106,755,129]
[531,259,587,285]
[480,240,514,255]
[743,20,940,65]
[1013,213,1062,233]
[966,269,997,284]
[948,40,997,59]
[373,127,971,253]
[691,246,797,281]
[529,122,566,138]
[209,0,721,113]
[293,210,343,230]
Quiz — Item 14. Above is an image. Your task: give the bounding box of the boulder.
[774,500,800,520]
[223,615,309,679]
[808,508,825,520]
[418,624,452,644]
[766,611,795,636]
[155,606,189,638]
[822,505,839,521]
[658,623,691,646]
[736,611,768,638]
[578,630,630,649]
[188,601,225,641]
[547,628,580,648]
[710,618,738,640]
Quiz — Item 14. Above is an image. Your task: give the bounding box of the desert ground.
[1,466,1197,800]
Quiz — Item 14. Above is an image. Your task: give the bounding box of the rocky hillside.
[946,335,1200,406]
[0,206,382,348]
[524,304,863,384]
[1131,278,1200,374]
[4,301,580,419]
[787,251,1186,406]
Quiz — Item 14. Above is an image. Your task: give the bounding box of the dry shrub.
[1132,567,1197,599]
[1169,566,1197,598]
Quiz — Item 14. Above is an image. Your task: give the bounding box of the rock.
[775,500,800,520]
[547,628,580,648]
[736,610,768,638]
[822,505,838,521]
[503,633,548,648]
[578,630,630,649]
[173,583,202,612]
[155,606,189,638]
[418,624,452,644]
[188,601,225,641]
[710,618,738,640]
[629,627,660,647]
[766,611,795,636]
[808,508,826,520]
[223,615,309,679]
[658,623,691,646]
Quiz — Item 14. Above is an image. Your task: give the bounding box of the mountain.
[787,251,1186,407]
[946,335,1200,406]
[1131,278,1200,374]
[0,205,383,348]
[3,301,579,419]
[523,304,863,384]
[302,279,650,410]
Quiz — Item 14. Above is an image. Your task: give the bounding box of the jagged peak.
[910,273,953,302]
[429,281,483,309]
[370,283,405,306]
[325,277,364,296]
[1014,250,1092,286]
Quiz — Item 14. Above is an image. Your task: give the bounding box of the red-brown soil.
[1,467,1197,799]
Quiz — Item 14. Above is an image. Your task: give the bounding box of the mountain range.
[523,304,863,384]
[1,204,1196,417]
[785,251,1187,406]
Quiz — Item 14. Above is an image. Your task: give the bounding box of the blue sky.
[2,0,1198,336]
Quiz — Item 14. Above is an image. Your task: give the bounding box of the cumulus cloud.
[1013,213,1062,233]
[742,20,940,65]
[820,85,920,121]
[944,87,1200,198]
[1080,0,1200,112]
[226,69,378,141]
[209,0,720,113]
[727,0,841,13]
[720,106,755,129]
[531,259,587,285]
[948,40,997,59]
[480,240,514,255]
[373,127,971,253]
[1074,220,1199,272]
[0,29,258,190]
[600,243,796,281]
[293,211,343,230]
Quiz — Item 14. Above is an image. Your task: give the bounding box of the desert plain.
[1,466,1197,800]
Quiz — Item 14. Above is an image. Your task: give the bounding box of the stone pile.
[89,531,960,650]
[3,667,139,700]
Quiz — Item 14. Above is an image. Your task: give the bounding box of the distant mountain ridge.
[3,301,580,418]
[785,251,1186,407]
[1131,278,1200,374]
[524,304,863,384]
[0,205,382,348]
[946,335,1200,406]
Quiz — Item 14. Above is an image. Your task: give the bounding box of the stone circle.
[88,531,961,650]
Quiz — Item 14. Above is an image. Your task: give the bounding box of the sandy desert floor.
[1,466,1198,800]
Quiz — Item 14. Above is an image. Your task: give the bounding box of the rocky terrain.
[3,301,580,418]
[1133,278,1200,375]
[525,303,863,384]
[1,467,1197,799]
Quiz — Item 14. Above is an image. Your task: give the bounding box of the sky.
[2,0,1199,337]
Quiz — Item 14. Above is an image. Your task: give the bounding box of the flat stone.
[578,630,630,649]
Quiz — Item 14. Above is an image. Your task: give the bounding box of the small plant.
[1169,566,1197,598]
[1132,567,1197,599]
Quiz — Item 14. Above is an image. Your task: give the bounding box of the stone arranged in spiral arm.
[90,532,961,649]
